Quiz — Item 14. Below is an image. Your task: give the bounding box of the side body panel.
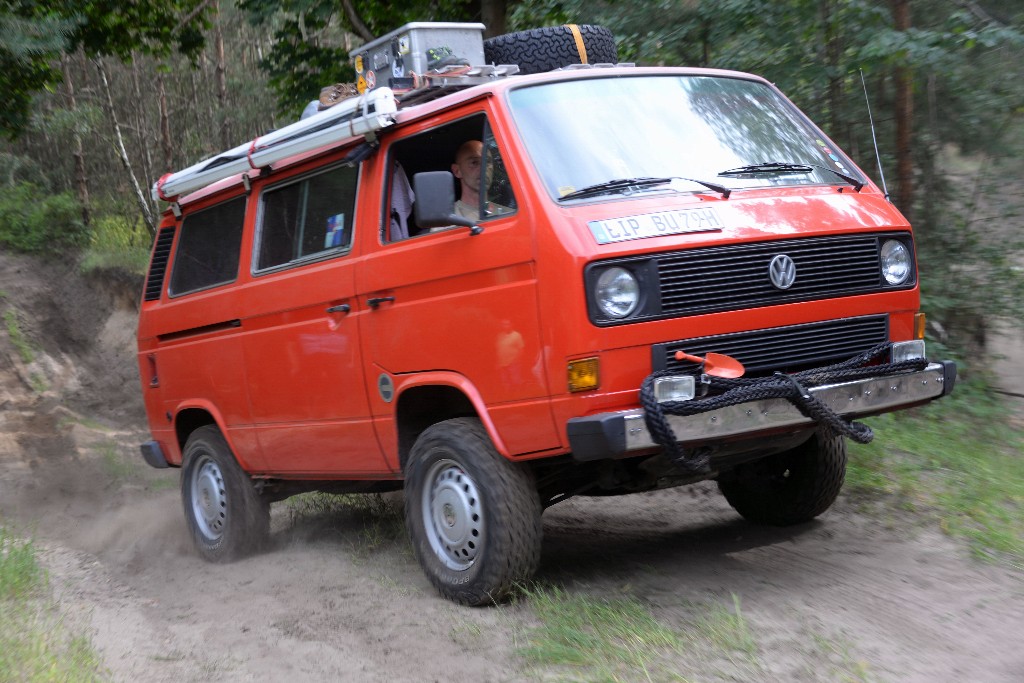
[355,102,561,469]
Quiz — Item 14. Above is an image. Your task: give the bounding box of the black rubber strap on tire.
[639,343,928,473]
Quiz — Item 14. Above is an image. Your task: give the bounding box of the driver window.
[384,114,517,242]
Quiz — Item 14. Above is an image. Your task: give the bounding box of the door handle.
[367,296,396,309]
[326,304,351,314]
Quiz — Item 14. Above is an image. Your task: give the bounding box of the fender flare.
[393,371,511,457]
[171,400,258,471]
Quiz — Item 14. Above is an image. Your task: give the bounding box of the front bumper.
[567,360,957,461]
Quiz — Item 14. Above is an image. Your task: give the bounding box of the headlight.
[880,239,911,285]
[595,267,640,318]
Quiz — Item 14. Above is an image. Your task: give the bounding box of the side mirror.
[412,171,482,235]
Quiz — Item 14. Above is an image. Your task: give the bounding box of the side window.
[256,164,358,271]
[482,127,517,219]
[385,113,517,242]
[169,196,246,296]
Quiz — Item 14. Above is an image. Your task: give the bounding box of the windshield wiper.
[718,162,814,176]
[718,161,864,191]
[559,176,730,201]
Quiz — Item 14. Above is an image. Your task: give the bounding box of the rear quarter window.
[168,196,246,296]
[255,164,358,272]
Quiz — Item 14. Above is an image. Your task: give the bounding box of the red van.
[138,25,955,605]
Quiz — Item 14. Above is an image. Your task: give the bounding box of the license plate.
[588,207,724,244]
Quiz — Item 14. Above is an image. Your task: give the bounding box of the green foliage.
[255,23,357,118]
[0,525,105,681]
[80,213,152,275]
[518,585,681,680]
[0,9,77,138]
[0,151,50,187]
[238,0,471,116]
[518,587,764,680]
[692,594,757,658]
[0,527,43,599]
[0,182,88,254]
[848,378,1024,567]
[3,309,34,364]
[0,0,214,139]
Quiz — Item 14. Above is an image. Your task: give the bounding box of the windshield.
[506,75,862,200]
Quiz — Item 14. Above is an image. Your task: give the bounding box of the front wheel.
[717,430,847,526]
[404,418,542,605]
[181,425,269,562]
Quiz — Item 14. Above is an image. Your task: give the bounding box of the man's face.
[452,141,484,193]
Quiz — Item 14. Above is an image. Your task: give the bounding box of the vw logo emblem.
[768,254,797,290]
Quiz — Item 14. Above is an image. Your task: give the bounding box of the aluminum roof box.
[350,22,486,93]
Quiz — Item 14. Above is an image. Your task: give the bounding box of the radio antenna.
[859,68,889,201]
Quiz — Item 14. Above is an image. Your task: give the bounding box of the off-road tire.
[484,25,618,75]
[181,425,270,562]
[404,418,542,606]
[717,430,847,526]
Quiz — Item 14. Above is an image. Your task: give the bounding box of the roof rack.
[394,64,520,107]
[151,63,523,202]
[153,87,398,202]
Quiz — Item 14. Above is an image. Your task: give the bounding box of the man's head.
[451,140,484,197]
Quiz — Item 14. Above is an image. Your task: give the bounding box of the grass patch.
[517,585,682,682]
[517,587,765,681]
[847,378,1024,568]
[689,594,757,660]
[0,525,105,681]
[57,415,114,433]
[0,528,44,599]
[809,631,878,683]
[4,308,34,364]
[96,441,137,482]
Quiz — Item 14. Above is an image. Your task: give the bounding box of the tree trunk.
[481,0,507,38]
[95,59,155,236]
[158,71,173,172]
[215,1,231,149]
[131,55,155,205]
[822,0,843,138]
[890,0,914,217]
[61,53,91,228]
[340,0,375,42]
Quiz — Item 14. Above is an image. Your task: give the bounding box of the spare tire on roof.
[484,25,617,75]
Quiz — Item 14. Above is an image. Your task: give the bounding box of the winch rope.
[639,343,928,474]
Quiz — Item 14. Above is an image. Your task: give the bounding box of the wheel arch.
[393,372,510,473]
[173,401,254,470]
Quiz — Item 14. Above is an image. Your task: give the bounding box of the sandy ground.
[1,250,1022,682]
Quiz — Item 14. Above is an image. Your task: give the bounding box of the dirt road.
[1,251,1022,681]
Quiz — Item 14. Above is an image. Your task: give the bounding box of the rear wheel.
[483,25,618,75]
[405,418,542,605]
[181,425,269,562]
[717,430,847,526]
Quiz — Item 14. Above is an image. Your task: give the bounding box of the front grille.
[652,315,889,377]
[657,234,901,317]
[144,227,176,301]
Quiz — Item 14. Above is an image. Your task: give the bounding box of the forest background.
[1,0,1023,361]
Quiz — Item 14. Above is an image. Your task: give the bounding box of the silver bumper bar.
[566,361,956,461]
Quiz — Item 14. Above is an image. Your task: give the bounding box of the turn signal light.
[914,312,927,340]
[567,357,600,393]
